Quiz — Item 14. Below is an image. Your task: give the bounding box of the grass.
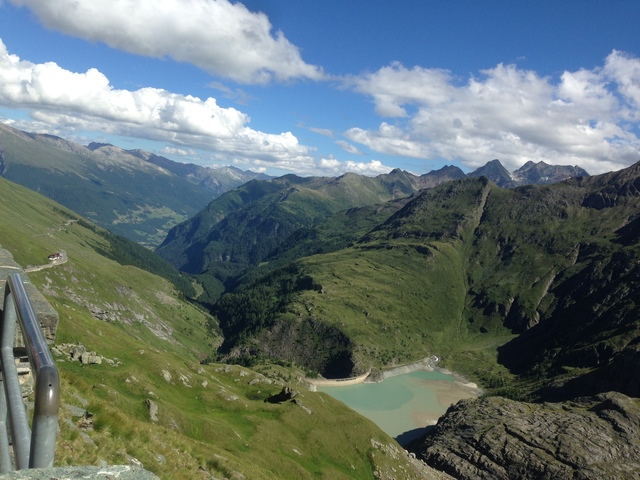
[1,177,433,479]
[294,238,515,380]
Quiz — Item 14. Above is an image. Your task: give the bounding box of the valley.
[2,126,640,478]
[0,123,268,247]
[1,178,442,479]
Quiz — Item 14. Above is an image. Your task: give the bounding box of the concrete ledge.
[0,465,160,479]
[21,276,59,343]
[0,247,23,283]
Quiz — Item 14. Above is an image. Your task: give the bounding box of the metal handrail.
[0,273,60,472]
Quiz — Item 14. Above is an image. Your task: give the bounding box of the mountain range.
[467,158,588,187]
[193,162,640,388]
[5,122,640,478]
[0,123,267,246]
[1,123,587,251]
[155,159,589,305]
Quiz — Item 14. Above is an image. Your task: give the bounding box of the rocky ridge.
[412,392,640,480]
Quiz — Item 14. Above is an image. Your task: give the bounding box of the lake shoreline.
[374,356,483,396]
[316,367,482,441]
[308,356,483,397]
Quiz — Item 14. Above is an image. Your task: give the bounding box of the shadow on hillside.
[395,425,435,448]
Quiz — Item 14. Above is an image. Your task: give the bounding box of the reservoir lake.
[318,369,478,443]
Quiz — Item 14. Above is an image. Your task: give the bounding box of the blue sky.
[1,1,639,177]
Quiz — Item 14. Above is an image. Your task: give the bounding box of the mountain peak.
[486,159,505,166]
[86,142,113,151]
[467,159,514,188]
[513,161,589,185]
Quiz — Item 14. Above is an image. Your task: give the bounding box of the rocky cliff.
[412,392,640,480]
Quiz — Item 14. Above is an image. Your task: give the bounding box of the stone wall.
[0,246,59,344]
[0,247,160,478]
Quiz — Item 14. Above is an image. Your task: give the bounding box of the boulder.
[145,399,159,422]
[264,386,298,404]
[79,351,102,365]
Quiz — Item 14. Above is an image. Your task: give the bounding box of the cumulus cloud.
[316,156,390,176]
[8,0,323,84]
[347,52,640,174]
[0,39,319,171]
[0,37,387,178]
[346,122,433,158]
[346,62,455,117]
[604,50,640,117]
[342,159,390,175]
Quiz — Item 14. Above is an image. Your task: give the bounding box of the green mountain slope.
[155,169,464,306]
[203,161,640,478]
[209,162,640,398]
[0,124,262,247]
[0,177,442,479]
[156,160,588,308]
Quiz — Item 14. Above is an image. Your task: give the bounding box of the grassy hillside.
[210,178,514,379]
[0,177,443,479]
[155,172,447,306]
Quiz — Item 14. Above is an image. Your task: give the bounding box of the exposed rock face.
[52,343,117,366]
[0,465,160,479]
[513,160,589,185]
[467,159,515,188]
[579,161,640,209]
[412,392,640,480]
[222,316,357,379]
[145,398,159,422]
[264,386,299,404]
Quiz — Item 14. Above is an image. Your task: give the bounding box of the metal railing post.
[0,273,60,471]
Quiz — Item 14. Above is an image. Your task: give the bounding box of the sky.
[0,1,639,177]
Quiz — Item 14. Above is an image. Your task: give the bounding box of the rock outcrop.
[145,398,159,422]
[411,392,640,480]
[51,343,119,366]
[264,386,298,404]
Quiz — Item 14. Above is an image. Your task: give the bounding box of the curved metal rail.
[0,273,60,471]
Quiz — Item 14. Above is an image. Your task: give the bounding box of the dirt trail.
[25,250,67,273]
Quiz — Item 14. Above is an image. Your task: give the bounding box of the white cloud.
[8,0,323,84]
[0,39,319,171]
[161,146,196,156]
[336,140,363,155]
[347,52,640,174]
[604,50,640,118]
[316,156,392,176]
[346,62,454,116]
[342,159,390,175]
[308,126,334,137]
[345,123,434,159]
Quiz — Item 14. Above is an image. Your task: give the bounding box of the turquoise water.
[318,370,474,440]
